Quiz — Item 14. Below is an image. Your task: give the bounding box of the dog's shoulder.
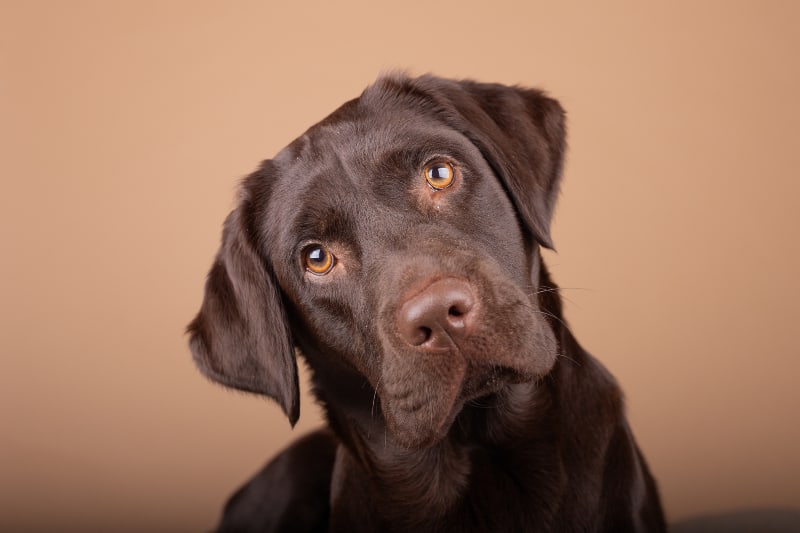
[216,428,337,533]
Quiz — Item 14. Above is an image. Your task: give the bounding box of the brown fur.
[188,74,666,532]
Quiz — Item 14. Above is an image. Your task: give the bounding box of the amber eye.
[423,161,455,190]
[303,245,334,275]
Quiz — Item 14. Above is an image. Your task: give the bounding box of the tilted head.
[188,74,567,448]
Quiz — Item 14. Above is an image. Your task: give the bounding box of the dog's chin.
[378,344,468,449]
[383,398,465,449]
[381,366,542,450]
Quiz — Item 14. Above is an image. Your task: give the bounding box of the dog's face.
[189,75,567,448]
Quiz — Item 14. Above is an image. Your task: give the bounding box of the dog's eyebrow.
[293,184,359,244]
[369,142,471,175]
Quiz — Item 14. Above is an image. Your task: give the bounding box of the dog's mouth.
[378,354,543,449]
[461,364,534,399]
[376,304,558,449]
[378,348,466,449]
[377,313,559,447]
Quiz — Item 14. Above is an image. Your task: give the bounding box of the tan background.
[2,1,799,530]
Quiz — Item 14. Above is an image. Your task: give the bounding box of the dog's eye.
[423,161,455,190]
[303,245,335,275]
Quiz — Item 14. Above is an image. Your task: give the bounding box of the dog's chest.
[329,440,561,532]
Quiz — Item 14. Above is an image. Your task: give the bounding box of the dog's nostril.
[448,306,463,318]
[419,326,433,343]
[404,325,432,347]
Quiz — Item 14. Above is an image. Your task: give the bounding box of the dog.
[188,74,666,532]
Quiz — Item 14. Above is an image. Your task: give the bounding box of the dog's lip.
[382,365,534,449]
[427,368,528,444]
[378,347,468,449]
[459,366,534,402]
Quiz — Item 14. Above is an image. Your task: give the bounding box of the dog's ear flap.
[188,171,299,425]
[421,77,567,249]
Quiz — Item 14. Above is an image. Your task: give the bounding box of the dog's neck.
[315,373,559,520]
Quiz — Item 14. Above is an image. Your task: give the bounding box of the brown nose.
[397,278,476,349]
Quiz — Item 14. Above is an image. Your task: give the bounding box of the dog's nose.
[397,278,476,349]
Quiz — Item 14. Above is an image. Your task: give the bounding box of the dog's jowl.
[188,74,666,532]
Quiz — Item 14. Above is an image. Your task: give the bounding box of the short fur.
[188,74,666,532]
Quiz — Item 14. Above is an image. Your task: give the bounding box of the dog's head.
[188,75,566,448]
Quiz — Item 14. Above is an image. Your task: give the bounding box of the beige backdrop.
[2,1,799,530]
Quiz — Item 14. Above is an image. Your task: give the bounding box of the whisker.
[371,376,382,419]
[467,397,496,409]
[531,286,591,295]
[556,351,581,367]
[530,286,590,308]
[517,300,572,332]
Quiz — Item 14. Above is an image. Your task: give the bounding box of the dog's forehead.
[268,101,476,208]
[278,107,457,178]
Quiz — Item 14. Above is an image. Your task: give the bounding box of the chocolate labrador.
[188,74,666,532]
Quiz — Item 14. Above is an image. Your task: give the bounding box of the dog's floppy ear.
[188,164,299,425]
[416,76,567,249]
